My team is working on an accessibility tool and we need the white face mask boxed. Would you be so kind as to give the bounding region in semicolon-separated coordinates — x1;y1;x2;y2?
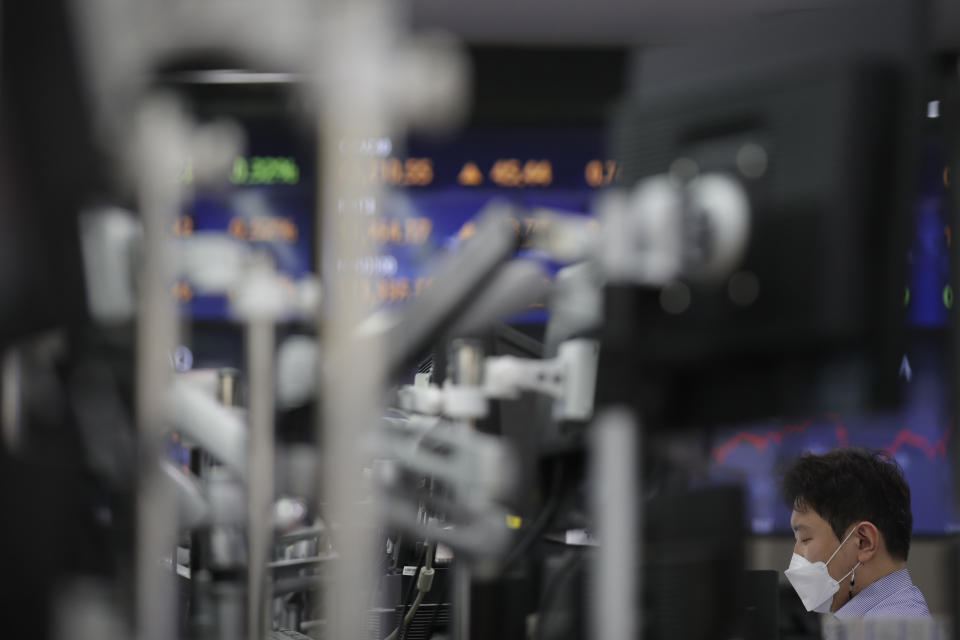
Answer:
784;524;862;613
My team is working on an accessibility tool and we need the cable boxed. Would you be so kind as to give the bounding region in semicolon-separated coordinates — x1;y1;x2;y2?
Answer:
396;590;426;640
384;542;434;640
500;457;565;570
398;540;437;640
398;544;428;624
423;564;448;637
384;541;436;640
398;540;435;640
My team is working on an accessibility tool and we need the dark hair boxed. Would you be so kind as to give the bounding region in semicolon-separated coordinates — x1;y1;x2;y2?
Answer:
781;448;912;560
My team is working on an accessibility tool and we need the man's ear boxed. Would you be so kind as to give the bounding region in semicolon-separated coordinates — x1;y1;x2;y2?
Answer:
854;522;880;563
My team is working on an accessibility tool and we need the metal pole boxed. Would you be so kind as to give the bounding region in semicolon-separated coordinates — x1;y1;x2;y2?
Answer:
449;339;485;640
247;318;276;640
317;3;391;637
134;96;186;640
590;407;640;640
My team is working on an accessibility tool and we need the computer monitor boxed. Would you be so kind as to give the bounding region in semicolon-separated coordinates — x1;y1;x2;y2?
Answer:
0;1;102;344
608;0;925;427
703;96;952;536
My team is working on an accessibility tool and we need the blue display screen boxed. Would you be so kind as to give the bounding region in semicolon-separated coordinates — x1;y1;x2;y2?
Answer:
709;332;955;534
374;129;609;323
180;124;955;536
179;127;608;323
177;126;315;320
908;140;952;328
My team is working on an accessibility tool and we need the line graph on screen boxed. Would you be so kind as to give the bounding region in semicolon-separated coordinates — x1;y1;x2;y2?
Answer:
882;425;952;459
712;415;952;464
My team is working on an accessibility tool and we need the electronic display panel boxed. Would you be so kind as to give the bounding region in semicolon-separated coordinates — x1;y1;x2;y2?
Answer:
369;129;610;324
177;123;955;535
175;125;315;319
708;138;954;534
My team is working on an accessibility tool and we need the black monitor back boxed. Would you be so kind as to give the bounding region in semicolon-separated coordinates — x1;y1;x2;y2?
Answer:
609;0;925;427
644;486;746;640
0;2;106;345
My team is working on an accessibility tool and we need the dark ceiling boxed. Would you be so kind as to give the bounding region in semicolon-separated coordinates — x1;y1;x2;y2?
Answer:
411;0;960;51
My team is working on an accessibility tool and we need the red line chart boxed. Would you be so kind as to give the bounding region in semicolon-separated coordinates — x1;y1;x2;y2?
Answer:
828;413;850;448
835;426;850;448
882;425;953;460
712;420;811;464
711;415;953;464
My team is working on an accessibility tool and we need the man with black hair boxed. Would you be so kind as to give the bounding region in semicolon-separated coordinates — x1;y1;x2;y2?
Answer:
781;448;930;618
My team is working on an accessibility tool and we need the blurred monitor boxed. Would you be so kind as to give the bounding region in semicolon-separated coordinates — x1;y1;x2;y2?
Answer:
162;77;317;323
708;133;954;535
371;45;627;330
610;0;925;427
175;47;627;370
177;124;314;320
535;486;747;640
644;486;747;640
0;2;103;344
0;6;118;640
376;127;605;326
615;1;952;537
